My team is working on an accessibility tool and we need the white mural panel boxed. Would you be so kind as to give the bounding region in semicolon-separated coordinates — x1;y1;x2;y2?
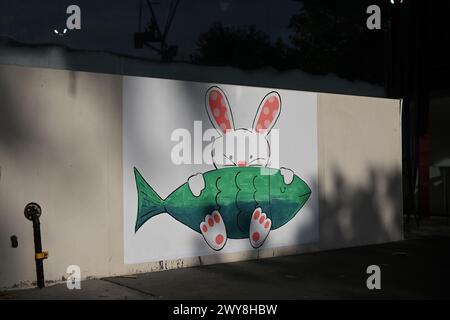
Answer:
123;76;318;263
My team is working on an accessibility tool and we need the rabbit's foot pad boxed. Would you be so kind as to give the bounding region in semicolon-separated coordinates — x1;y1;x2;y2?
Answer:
249;208;271;248
200;211;227;250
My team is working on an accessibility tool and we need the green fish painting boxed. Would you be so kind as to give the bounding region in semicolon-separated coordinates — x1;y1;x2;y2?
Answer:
134;167;311;250
134;86;311;250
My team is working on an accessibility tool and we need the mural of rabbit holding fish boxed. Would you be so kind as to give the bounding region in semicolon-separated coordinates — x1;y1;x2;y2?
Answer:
133;86;311;250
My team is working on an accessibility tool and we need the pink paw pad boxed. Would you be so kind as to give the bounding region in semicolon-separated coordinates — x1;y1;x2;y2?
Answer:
249;208;271;248
200;211;227;250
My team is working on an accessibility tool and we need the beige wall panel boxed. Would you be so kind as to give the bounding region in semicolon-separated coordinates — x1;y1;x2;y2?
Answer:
317;93;403;249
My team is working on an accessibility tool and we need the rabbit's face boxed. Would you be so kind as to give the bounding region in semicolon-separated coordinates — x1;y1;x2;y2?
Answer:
211;129;270;169
206;86;281;169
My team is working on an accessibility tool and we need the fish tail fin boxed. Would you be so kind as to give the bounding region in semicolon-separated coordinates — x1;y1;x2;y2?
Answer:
134;167;165;232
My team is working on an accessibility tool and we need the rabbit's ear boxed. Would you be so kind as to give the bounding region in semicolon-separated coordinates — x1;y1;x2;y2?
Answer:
205;86;235;135
252;91;281;135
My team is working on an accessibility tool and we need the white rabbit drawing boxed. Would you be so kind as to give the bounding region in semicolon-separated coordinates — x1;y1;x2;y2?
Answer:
206;86;281;169
188;86;294;249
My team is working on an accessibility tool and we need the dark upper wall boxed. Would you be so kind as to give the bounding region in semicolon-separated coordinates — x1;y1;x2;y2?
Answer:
0;0;392;97
0;37;384;97
0;0;448;98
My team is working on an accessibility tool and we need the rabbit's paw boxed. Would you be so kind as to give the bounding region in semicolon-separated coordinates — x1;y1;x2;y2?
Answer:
280;167;294;185
200;211;227;250
249;208;271;248
188;173;205;197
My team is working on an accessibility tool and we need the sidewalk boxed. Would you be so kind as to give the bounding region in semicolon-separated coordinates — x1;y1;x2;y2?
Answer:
2;217;450;300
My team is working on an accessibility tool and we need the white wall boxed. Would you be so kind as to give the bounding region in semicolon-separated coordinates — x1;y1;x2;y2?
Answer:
0;65;402;289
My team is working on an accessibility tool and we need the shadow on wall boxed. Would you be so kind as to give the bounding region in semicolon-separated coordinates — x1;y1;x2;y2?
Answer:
0;69;47;288
316;165;403;250
0;74;40;153
0;63;122;288
0;52;79;152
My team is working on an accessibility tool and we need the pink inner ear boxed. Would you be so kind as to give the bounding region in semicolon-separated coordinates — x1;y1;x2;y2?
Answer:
255;95;280;133
208;89;232;133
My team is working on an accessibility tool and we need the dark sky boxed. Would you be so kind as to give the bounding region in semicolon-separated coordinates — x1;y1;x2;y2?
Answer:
0;0;301;60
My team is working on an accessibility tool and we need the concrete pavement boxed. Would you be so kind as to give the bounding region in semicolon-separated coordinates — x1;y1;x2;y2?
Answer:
2;217;450;300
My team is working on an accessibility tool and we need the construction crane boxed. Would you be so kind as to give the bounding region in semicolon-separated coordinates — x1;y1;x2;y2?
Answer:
134;0;180;61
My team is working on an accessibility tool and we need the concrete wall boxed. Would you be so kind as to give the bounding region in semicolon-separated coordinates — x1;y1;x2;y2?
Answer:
0;65;403;289
318;94;403;248
0;39;385;98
